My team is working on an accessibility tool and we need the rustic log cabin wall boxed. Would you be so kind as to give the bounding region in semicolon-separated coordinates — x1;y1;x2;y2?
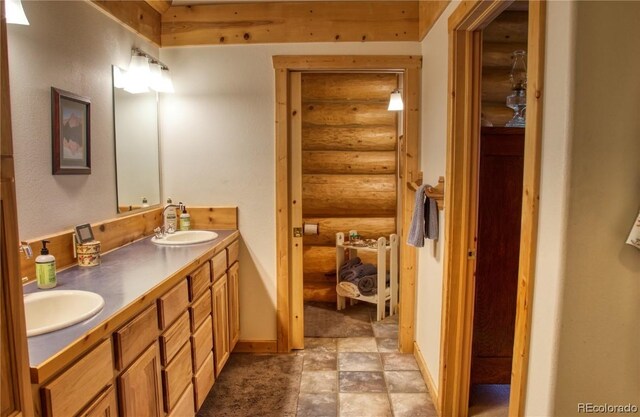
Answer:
482;9;529;127
301;73;398;302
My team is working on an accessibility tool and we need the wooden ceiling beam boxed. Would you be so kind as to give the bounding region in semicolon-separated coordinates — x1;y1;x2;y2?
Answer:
418;0;450;40
145;0;172;15
161;1;419;46
92;0;162;46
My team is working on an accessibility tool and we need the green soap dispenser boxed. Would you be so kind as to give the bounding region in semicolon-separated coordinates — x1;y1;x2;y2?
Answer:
36;240;57;289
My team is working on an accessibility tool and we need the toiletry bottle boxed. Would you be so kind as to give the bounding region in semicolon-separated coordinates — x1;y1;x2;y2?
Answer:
35;240;56;289
179;206;191;231
164;197;177;232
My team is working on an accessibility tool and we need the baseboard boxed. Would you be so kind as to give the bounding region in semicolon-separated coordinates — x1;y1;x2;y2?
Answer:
233;340;278;353
414;341;441;416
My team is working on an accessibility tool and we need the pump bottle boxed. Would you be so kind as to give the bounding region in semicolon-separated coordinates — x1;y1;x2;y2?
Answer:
36;240;57;289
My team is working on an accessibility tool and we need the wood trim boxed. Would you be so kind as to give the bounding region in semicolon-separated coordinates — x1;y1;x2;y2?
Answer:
162;1;418;46
413;342;440;416
289;72;304;350
419;0;451;40
273;55;422;70
90;0;161;46
398;67;420;354
439;1;546;416
273;55;422;355
275;67;290;353
144;0;171;15
509;2;546;415
1;2;35;414
19;206;237;282
233;340;278;353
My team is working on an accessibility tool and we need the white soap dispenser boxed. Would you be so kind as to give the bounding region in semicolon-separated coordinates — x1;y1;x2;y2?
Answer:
36;240;57;289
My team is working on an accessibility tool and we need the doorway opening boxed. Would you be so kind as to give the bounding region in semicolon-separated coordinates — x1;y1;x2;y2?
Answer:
272;56;422;354
439;1;545;417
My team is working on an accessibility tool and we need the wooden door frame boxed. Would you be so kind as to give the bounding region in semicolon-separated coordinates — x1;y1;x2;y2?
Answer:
272;55;422;353
439;1;546;416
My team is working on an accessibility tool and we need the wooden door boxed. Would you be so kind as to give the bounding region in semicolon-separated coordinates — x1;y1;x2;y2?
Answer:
470;127;524;384
118;342;163;417
1;3;34;416
299;73;398;303
79;386;118;417
212;275;230;376
227;262;240;351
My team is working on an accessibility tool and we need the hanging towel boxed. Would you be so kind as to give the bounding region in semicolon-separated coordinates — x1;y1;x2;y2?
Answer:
426;196;439;240
407;184;428;247
626;209;640;250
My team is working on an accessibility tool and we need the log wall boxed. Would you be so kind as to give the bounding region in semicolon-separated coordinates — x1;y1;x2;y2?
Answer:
481;10;529;127
301;73;398;302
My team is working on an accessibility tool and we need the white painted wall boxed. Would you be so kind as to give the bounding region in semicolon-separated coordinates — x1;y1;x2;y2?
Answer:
415;0;460;390
159;42;420;340
8;1;158;239
552;2;640;414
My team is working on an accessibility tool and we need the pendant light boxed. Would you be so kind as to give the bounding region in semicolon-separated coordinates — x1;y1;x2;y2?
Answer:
388;89;404;111
6;0;29;25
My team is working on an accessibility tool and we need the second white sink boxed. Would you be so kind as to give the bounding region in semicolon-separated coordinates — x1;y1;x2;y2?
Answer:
24;290;105;337
151;230;219;246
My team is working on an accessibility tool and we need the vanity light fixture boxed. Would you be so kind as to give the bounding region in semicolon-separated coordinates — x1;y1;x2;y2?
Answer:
122;48;174;94
388;89;404;111
6;0;29;25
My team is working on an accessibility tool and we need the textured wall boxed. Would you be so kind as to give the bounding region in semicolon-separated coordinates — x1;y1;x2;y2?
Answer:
159;42;421;341
8;1;158;239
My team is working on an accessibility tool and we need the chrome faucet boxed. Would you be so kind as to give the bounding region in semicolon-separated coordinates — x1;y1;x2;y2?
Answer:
161;203;183;235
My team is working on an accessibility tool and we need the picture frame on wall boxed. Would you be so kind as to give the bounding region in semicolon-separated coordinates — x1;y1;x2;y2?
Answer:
51;87;91;175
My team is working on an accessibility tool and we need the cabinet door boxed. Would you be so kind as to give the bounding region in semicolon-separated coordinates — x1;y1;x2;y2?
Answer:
227;262;240;352
212;275;230;375
118;342;163;417
79;386;118;417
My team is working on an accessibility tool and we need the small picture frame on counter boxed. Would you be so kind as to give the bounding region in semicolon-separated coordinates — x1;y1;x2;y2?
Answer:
74;223;95;244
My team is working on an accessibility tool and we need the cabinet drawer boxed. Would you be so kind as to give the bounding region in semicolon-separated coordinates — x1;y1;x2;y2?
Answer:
43;339;114;417
163;341;193;413
190;289;212;332
114;304;159;370
193;352;215;410
226;240;239;266
188;262;211;301
212;250;227;282
167;384;195;417
158;279;189;329
191;315;213;371
160;311;191;366
79;385;117;417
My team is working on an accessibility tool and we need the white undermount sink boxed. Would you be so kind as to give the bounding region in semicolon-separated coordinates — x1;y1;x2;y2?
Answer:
24;290;105;337
151;230;219;246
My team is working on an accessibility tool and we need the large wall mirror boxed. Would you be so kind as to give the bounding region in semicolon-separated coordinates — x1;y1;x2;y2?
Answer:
112;66;161;213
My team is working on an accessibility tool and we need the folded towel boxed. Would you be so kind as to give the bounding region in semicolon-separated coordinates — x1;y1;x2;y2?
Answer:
357;273;390;296
426;196;439;240
407;184;427;247
336;282;360;298
339;257;362;280
342;263;377;283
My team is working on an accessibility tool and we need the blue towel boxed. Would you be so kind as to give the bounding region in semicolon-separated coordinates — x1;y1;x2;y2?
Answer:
407;185;427;247
426;196;439;240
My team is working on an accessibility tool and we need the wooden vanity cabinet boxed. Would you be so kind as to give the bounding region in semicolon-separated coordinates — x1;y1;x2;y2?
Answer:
118;341;163;417
78;386;118;417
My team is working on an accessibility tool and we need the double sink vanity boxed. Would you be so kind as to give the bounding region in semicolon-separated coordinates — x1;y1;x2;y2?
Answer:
24;222;240;417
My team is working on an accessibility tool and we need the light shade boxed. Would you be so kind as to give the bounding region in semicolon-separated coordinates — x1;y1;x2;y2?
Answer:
157;67;175;93
125;53;150;94
388;90;404;111
148;62;164;91
6;0;29;25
